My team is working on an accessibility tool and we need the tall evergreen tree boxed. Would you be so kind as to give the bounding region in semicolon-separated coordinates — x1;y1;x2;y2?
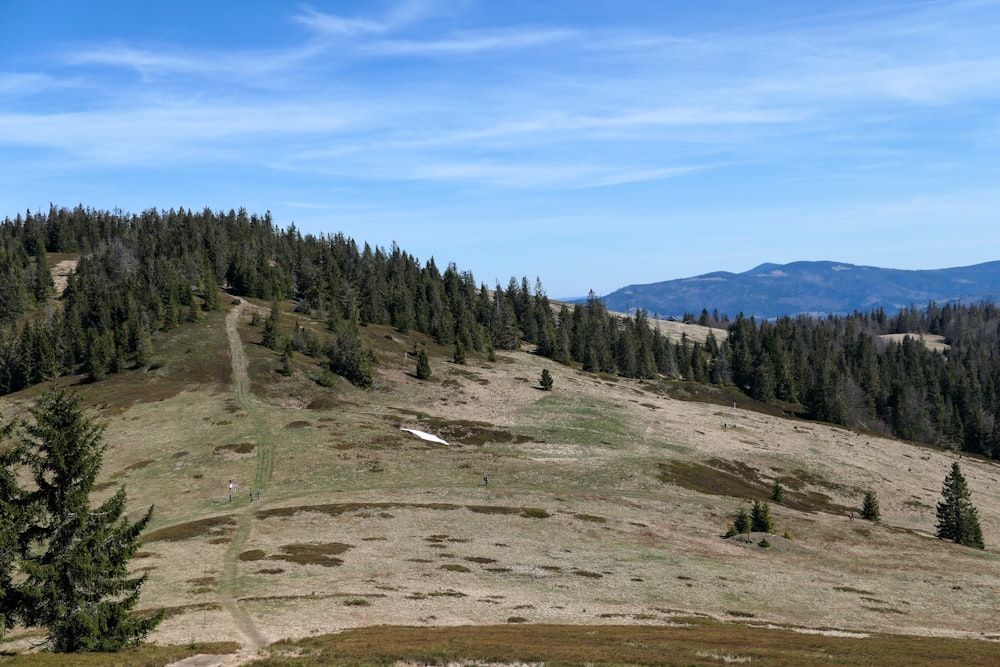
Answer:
539;368;554;391
13;386;163;651
770;481;784;504
262;301;282;350
861;489;880;521
0;417;26;639
327;320;373;389
750;499;773;533
935;462;984;549
415;346;432;380
732;506;751;536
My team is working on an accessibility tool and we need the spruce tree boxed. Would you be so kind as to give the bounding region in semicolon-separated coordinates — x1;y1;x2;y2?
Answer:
280;342;293;377
327;320;373;389
935;462;984;549
861;489;880;521
750;499;773;533
262;301;281;350
732;506;751;536
14;386;163;651
770;481;784;504
539;368;554;391
0;417;26;639
415;347;432;380
201;267;220;311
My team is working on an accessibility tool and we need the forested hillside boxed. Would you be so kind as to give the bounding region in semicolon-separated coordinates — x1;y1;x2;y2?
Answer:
2;205;999;458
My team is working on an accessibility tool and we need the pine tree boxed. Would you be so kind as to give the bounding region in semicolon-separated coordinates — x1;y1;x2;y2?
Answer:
732;506;751;536
12;386;163;651
770;481;784;504
415;347;431;380
453;341;466;365
280;341;293;377
327;320;373;389
201;266;220;311
0;417;26;639
861;489;880;521
539;368;554;391
935;462;984;549
750;499;773;533
262;301;281;350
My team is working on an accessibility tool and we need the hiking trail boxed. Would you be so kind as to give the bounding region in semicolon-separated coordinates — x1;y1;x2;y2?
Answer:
216;299;272;653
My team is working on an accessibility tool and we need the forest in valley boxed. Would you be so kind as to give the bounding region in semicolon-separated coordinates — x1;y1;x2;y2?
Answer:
2;205;1000;458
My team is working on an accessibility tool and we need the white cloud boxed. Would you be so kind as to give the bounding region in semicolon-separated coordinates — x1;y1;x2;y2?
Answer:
294;1;430;37
0;72;63;97
364;28;576;56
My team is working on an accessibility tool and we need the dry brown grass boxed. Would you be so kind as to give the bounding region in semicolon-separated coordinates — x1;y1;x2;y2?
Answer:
247;623;1000;666
879;332;950;352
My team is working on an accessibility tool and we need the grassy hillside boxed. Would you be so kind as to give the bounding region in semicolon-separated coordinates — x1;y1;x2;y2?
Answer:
2;296;999;665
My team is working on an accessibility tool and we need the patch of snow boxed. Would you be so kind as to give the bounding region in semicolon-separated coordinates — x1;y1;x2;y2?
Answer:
400;428;450;446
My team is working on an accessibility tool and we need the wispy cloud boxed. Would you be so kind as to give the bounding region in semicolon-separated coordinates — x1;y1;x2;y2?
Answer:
0;72;64;97
0;102;362;164
8;0;1000;192
294;1;430;37
65;42;326;82
587;165;709;188
364;28;576;56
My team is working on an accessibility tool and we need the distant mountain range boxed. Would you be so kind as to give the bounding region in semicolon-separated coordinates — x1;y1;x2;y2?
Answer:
596;260;1000;320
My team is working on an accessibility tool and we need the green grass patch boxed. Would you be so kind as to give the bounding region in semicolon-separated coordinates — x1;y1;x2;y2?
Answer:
525;393;634;448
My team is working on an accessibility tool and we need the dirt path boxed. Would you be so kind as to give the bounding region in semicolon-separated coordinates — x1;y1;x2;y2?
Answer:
217;300;270;653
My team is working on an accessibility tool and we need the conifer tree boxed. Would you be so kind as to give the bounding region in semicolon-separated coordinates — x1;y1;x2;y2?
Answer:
0;417;26;639
861;489;880;521
770;481;784;504
13;386;163;651
415;347;431;380
732;506;751;536
453;341;466;365
280;341;293;377
935;462;984;549
750;499;773;533
327;320;373;389
262;301;281;350
539;368;553;391
201;267;220;311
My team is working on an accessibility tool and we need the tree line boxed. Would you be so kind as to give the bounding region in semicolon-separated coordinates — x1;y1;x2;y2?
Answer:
2;205;1000;458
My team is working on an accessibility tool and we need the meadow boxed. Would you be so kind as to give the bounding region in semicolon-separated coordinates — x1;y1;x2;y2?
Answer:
2;297;998;666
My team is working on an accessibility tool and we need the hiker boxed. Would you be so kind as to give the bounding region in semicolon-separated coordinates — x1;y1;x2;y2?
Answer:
849;512;854;521
249;492;253;502
483;475;489;486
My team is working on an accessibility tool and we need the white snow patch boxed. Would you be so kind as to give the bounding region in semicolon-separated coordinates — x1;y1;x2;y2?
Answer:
400;428;450;446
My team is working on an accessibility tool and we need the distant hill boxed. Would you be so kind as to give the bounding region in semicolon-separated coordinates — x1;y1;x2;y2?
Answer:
598;260;1000;319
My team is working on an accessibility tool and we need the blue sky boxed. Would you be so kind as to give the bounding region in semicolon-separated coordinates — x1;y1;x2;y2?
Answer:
2;1;999;298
